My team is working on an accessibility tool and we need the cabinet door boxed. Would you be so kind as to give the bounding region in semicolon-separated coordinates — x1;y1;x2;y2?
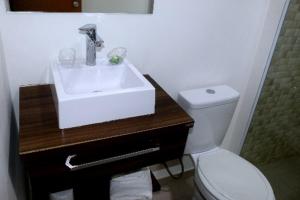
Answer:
9;0;81;12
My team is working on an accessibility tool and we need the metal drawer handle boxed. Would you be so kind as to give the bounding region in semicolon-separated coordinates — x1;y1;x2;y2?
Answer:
65;147;160;171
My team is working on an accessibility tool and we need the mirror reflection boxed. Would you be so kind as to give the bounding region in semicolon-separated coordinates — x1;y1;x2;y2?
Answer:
9;0;154;14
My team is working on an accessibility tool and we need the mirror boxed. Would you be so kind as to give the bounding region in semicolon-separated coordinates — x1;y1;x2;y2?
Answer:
9;0;154;14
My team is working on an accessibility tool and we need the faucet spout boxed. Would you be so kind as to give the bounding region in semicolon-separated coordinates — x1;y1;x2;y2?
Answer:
79;24;104;66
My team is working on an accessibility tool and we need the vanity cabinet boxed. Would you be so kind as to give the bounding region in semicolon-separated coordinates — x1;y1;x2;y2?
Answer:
9;0;82;12
19;76;194;200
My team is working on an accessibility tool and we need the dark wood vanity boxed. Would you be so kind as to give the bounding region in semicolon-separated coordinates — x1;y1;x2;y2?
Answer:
19;75;194;200
9;0;82;12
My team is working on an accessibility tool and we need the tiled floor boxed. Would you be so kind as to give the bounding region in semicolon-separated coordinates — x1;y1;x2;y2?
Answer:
258;156;300;200
153;171;195;200
153;156;300;200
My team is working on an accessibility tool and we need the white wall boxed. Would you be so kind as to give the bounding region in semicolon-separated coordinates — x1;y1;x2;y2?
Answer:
82;0;153;14
0;30;17;200
0;0;287;156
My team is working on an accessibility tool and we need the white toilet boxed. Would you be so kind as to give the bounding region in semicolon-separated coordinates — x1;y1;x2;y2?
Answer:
178;85;275;200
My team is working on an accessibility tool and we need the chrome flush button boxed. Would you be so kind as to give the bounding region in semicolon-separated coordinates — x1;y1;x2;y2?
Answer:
206;89;216;94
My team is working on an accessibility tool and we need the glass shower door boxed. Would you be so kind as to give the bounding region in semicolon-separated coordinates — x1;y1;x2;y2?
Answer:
241;0;300;199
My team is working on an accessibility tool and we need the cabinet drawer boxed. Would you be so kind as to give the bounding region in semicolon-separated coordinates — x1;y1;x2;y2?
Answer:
23;124;189;178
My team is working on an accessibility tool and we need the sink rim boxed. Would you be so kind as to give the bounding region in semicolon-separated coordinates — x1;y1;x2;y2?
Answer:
51;58;154;102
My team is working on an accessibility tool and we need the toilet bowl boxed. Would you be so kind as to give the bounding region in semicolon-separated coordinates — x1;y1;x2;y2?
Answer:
191;148;274;200
178;85;275;200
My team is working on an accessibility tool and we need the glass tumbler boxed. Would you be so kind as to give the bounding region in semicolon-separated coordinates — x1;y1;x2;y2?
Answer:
59;48;76;68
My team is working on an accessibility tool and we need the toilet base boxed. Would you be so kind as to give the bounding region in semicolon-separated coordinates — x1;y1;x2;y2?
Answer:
193;187;205;200
192;179;206;200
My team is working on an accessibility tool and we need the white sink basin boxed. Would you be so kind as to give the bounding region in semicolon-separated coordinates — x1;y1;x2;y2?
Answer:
50;58;155;129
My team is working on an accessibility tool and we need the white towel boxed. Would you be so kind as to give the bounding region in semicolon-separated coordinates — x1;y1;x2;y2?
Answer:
49;189;74;200
110;168;153;200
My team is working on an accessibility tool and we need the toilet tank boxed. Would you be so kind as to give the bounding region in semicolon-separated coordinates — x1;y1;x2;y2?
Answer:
178;85;239;154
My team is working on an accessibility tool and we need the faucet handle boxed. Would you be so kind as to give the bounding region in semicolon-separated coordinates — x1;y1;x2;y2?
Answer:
95;35;104;47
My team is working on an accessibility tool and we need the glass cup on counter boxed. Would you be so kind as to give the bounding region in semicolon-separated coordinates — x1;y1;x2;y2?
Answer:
58;48;76;68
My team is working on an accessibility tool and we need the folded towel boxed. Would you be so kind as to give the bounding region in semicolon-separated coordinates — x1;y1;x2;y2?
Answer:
110;168;152;200
49;189;74;200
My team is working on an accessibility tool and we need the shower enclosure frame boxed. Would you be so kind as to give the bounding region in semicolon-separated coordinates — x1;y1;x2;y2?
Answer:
238;0;291;153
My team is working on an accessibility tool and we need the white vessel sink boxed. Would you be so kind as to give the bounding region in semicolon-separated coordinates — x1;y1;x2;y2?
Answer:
50;58;155;129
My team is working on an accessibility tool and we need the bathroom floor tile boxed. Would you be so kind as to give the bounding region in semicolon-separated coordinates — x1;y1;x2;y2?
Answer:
153;156;300;200
153;171;194;200
258;156;300;200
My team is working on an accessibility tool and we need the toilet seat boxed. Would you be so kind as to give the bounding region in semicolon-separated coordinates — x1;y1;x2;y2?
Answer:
192;148;274;200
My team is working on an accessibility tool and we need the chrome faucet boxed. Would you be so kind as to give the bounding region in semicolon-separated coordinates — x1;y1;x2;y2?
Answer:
79;24;104;66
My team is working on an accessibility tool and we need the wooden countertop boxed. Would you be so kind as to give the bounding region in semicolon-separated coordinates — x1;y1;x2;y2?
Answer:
19;75;194;156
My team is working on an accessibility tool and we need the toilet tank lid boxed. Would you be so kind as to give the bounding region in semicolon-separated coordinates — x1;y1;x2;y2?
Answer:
179;85;239;109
